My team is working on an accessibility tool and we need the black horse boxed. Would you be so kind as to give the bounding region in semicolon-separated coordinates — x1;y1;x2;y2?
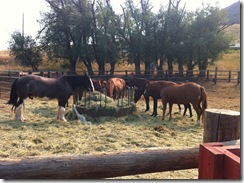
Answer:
6;74;94;121
127;77;192;117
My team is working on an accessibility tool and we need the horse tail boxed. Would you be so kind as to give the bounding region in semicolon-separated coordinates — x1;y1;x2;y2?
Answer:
200;86;207;123
6;78;19;110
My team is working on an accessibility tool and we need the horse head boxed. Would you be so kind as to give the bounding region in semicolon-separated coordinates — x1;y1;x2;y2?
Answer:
73;74;94;92
133;86;145;103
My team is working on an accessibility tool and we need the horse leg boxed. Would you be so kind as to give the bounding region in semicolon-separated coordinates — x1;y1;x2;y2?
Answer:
145;95;150;112
188;103;193;117
15;98;25;121
168;103;173;120
57;100;68;122
151;98;158;117
192;103;202;125
162;100;167;121
183;105;187;116
178;104;181;113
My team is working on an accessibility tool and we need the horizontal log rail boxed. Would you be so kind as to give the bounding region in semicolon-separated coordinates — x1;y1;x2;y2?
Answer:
0;147;199;179
0;140;239;179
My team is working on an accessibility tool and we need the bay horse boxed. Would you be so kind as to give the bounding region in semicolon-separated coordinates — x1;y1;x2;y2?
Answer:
160;82;207;125
6;74;94;122
127;77;192;117
105;77;126;100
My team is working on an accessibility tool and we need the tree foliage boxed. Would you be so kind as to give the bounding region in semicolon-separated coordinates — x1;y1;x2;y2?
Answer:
35;0;233;74
9;31;42;71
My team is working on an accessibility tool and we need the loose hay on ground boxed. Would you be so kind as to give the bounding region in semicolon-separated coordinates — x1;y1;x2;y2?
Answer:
0;82;240;179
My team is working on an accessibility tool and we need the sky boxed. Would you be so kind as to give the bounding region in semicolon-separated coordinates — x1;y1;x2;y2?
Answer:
0;0;240;50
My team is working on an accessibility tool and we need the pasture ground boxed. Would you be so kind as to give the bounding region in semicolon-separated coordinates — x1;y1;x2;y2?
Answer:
0;81;240;179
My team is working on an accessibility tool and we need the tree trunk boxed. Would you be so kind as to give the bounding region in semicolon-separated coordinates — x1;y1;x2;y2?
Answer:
134;55;141;75
69;59;77;74
167;56;173;75
203;109;240;143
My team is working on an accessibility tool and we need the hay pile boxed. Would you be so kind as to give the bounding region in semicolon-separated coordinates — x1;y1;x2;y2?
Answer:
66;91;136;120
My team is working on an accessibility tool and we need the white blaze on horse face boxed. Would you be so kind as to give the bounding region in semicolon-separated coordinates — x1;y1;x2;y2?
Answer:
89;78;95;92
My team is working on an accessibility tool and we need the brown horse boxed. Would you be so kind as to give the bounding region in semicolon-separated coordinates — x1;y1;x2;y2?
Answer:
160;82;207;125
127;77;192;117
7;74;94;121
92;79;106;92
105;77;126;100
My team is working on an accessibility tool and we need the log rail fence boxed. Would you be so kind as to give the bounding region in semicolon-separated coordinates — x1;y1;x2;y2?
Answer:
0;68;240;102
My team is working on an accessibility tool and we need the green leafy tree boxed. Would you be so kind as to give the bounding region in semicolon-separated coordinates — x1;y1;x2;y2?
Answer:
90;0;119;75
38;0;94;74
189;5;232;76
9;31;42;71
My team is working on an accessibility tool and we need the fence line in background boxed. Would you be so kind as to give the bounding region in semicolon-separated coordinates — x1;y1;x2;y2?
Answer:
0;68;240;101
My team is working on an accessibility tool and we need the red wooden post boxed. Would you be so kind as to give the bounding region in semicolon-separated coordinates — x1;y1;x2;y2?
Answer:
198;142;240;179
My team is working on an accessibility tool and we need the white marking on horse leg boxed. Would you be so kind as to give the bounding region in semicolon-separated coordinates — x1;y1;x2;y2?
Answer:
57;107;61;119
15;104;24;121
59;106;67;122
196;120;200;125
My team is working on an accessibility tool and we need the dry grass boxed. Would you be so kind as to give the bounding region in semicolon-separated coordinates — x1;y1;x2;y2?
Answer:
0;81;240;179
0;38;240;179
0;49;240;72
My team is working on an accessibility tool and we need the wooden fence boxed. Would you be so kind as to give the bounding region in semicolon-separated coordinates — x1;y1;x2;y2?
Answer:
0;68;240;102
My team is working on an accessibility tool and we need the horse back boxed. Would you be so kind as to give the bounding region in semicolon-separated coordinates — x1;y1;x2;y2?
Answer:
145;81;176;99
160;82;203;103
16;75;72;99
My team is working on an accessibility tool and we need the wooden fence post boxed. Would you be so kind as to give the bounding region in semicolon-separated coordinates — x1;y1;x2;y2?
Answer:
228;70;231;82
206;70;209;81
203;109;240;143
237;71;240;84
214;67;217;84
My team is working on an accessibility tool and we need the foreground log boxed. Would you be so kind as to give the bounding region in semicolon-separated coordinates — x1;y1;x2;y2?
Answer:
0;147;199;179
203;109;240;143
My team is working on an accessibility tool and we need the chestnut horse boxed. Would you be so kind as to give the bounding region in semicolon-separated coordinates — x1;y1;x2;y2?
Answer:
105;77;126;100
7;74;94;121
127;77;192;117
160;82;207;125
